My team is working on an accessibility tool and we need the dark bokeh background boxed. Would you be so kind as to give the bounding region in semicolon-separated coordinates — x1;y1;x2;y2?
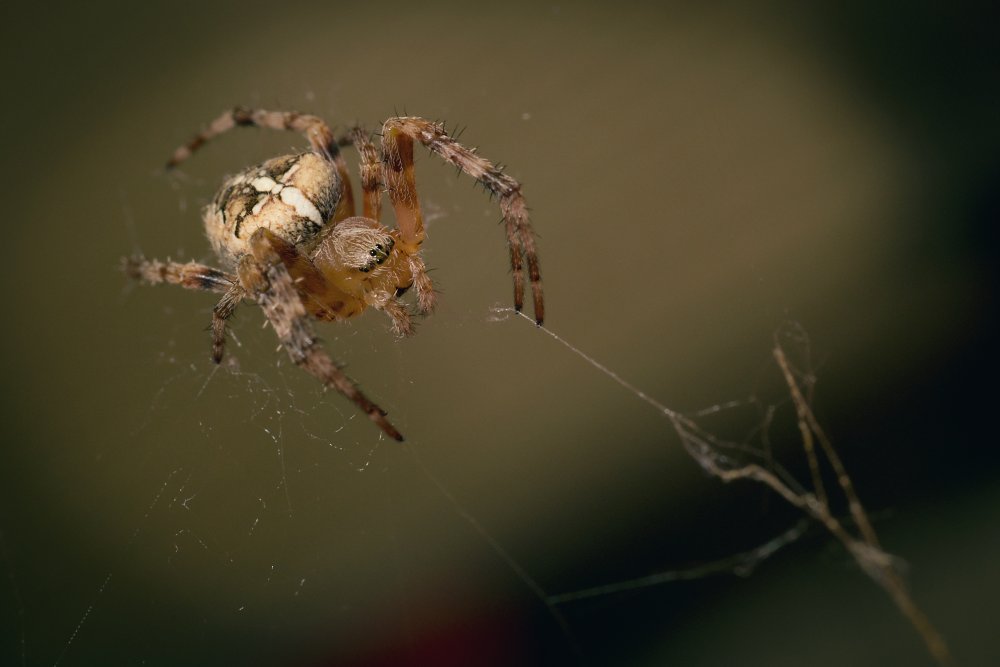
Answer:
1;1;997;665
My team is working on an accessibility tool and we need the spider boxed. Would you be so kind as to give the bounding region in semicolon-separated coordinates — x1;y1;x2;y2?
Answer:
124;107;543;441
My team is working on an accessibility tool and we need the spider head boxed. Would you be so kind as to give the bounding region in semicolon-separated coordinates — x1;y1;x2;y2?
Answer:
312;217;406;296
356;234;395;274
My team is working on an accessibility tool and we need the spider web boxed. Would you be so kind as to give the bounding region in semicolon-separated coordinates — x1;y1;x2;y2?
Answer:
3;115;951;667
0;141;951;667
25;299;413;662
17;289;950;667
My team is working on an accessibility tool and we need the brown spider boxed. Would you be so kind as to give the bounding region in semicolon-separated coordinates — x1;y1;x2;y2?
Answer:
125;107;543;441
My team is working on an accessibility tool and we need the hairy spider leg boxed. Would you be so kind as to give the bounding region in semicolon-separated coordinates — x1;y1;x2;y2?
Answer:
350;126;383;221
351;125;436;314
405;254;436;314
167;107;356;224
123;257;235;292
243;228;355;318
123;257;244;363
380;117;543;324
211;284;245;363
241;229;404;441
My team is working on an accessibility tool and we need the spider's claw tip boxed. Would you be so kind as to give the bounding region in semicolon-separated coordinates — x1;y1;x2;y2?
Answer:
379;420;405;441
535;316;544;326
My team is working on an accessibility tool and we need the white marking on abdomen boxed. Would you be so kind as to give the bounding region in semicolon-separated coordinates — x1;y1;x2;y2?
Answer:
280;187;323;226
251;176;279;192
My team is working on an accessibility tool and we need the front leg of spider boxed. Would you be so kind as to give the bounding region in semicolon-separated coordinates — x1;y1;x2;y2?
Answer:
380;117;544;324
348;125;435;318
242;229;404;441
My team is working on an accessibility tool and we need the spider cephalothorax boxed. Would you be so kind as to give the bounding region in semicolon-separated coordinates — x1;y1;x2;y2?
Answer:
125;107;543;440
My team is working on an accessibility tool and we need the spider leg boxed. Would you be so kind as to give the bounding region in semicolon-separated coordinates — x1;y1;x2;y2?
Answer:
406;255;436;314
241;229;404;441
211;284;246;364
167;107;356;223
123;256;235;293
123;256;248;362
350;126;383;221
349;126;430;320
371;290;414;337
380;117;543;324
245;226;364;323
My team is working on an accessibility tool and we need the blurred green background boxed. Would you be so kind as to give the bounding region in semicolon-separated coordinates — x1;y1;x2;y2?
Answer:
1;1;997;665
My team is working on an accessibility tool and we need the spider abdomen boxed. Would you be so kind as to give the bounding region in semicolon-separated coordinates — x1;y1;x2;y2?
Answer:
204;152;341;266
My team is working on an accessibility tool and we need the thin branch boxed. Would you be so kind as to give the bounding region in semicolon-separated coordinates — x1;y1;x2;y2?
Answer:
503;308;953;666
773;343;949;664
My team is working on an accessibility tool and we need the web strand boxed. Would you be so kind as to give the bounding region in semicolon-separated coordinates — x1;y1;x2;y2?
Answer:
403;442;583;658
547;520;810;604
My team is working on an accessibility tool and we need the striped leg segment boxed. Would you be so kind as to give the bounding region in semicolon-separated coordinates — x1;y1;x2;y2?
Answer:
242;229;404;441
350;126;383;221
123;256;244;362
123;256;236;293
211;284;245;364
380;117;543;324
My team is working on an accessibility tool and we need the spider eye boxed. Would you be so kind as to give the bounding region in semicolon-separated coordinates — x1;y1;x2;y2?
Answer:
359;266;370;273
369;249;377;256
